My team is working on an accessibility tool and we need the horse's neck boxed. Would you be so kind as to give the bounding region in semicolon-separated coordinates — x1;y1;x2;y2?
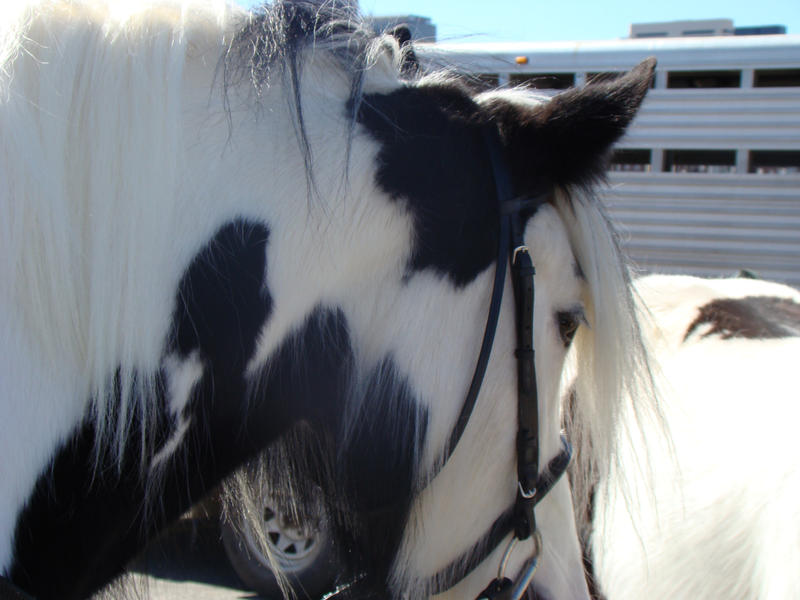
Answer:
0;0;407;443
0;5;236;580
1;4;213;369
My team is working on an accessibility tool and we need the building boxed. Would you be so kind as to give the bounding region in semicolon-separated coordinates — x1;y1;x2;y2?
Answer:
630;19;735;38
630;19;787;38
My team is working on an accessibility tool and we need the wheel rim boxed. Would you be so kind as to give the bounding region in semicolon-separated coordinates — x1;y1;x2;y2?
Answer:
242;505;320;571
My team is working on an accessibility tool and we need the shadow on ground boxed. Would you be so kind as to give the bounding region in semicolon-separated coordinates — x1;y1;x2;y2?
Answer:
129;518;258;598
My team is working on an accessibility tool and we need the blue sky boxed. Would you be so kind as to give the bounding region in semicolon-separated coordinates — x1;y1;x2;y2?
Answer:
245;0;798;42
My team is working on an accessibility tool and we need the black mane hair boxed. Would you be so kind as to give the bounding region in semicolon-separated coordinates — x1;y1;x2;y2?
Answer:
223;1;388;194
225;0;369;92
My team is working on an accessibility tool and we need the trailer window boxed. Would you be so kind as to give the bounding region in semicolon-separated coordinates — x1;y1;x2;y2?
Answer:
587;72;624;85
609;149;652;172
587;71;656;88
509;72;575;90
664;150;737;173
667;70;741;88
753;69;800;87
749;151;800;174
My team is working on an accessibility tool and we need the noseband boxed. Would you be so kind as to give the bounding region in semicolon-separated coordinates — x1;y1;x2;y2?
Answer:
425;126;573;600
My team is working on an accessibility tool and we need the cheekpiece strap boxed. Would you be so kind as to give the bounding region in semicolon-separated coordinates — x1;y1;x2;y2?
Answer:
510;240;539;541
428;125;569;597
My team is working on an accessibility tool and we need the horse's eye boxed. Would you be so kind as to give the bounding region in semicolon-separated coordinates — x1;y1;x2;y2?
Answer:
556;310;584;347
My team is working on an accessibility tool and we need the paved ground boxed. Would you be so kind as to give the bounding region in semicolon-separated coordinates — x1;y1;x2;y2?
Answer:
95;519;261;600
93;517;353;600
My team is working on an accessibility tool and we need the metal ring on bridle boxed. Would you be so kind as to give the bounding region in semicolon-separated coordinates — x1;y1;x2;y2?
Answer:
497;530;543;580
511;537;543;600
518;481;537;499
497;537;518;580
496;530;543;600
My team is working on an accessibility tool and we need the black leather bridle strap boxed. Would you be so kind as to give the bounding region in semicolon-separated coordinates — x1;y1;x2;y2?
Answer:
427;438;572;595
436;124;517;469
427;509;516;595
440;209;510;464
443;125;522;455
510;228;539;541
424;126;573;598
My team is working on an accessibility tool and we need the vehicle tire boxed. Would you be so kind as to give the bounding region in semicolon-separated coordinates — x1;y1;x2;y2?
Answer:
221;501;337;599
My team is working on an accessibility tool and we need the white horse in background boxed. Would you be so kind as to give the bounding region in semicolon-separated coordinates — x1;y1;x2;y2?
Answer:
586;274;800;599
0;1;659;599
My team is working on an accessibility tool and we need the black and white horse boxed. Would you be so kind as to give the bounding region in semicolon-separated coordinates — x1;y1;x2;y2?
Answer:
0;2;656;598
585;274;800;599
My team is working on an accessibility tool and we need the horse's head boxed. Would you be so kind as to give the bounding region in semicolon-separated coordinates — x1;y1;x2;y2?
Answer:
212;12;655;597
0;3;654;598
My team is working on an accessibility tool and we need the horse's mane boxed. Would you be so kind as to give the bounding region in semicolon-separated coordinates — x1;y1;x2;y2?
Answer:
0;0;391;466
0;0;206;462
555;188;660;545
224;0;395;191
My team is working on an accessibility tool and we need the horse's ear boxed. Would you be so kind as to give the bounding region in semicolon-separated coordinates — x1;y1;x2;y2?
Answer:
388;24;419;78
487;57;656;189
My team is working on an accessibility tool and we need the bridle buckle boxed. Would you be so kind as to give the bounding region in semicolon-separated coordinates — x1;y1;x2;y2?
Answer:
512;244;529;264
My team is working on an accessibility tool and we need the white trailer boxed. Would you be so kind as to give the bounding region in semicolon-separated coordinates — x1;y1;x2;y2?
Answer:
417;35;800;286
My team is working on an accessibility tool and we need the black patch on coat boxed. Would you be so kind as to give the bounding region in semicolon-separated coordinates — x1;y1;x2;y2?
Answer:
684;295;800;341
258;342;429;598
10;299;428;600
356;85;504;286
331;359;428;595
356;60;655;286
8;377;170;600
172;220;271;373
9;220;278;599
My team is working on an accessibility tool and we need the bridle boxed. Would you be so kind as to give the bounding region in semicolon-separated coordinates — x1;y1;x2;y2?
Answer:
424;125;573;600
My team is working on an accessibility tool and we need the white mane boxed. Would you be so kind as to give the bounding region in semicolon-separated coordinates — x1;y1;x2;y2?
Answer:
555;188;660;538
0;1;240;456
0;0;402;459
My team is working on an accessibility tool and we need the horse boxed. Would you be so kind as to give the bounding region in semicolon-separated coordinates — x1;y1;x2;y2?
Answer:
0;2;657;598
584;274;800;599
